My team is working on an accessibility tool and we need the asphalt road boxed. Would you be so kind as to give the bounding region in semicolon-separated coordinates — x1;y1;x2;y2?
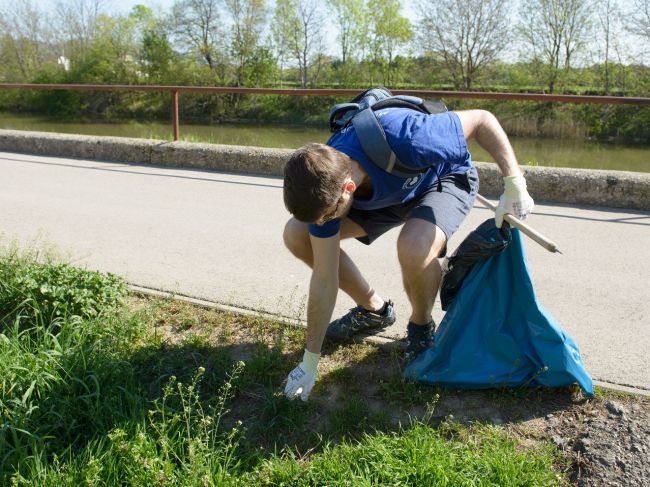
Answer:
2;151;649;392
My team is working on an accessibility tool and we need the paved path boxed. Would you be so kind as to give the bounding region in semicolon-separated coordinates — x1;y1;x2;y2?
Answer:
2;151;649;392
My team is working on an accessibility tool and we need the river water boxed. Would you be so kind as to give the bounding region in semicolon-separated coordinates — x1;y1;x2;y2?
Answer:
1;113;648;173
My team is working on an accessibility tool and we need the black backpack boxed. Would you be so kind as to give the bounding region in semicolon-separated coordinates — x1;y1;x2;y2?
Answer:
327;87;448;179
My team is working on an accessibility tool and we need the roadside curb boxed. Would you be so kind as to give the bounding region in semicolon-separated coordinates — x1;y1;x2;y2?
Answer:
129;284;650;398
129;284;403;350
1;129;649;210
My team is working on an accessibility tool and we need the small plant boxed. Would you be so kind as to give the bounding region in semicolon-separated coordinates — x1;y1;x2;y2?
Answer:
256;388;311;439
379;374;442;408
320;365;354;385
240;343;287;388
119;363;247;485
1;257;127;325
329;397;371;435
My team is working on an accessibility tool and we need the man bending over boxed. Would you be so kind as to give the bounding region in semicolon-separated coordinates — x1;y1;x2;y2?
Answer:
282;107;534;401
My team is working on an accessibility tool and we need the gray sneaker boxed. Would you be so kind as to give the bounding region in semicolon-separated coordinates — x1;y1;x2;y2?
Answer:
326;300;396;341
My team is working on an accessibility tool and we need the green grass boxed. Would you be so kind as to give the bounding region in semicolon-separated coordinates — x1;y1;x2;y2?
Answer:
0;244;127;325
380;374;442;408
0;246;568;485
250;422;563;486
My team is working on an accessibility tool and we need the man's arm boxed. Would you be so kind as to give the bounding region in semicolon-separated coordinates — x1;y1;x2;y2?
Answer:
455;109;520;176
284;232;340;401
306;233;340;352
454;109;534;227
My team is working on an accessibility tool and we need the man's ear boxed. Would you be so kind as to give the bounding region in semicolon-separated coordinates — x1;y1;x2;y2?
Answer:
343;180;356;194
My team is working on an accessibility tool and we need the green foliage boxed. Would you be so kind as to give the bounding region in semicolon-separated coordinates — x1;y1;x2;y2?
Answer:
6;364;246;486
240;343;287;388
329;397;370;434
0;251;127;325
255;388;312;439
576;104;650;143
0;299;148;481
327;0;368;66
380;375;441;408
250;422;562;486
141;30;176;82
366;0;413;86
0;248;243;483
243;47;279;87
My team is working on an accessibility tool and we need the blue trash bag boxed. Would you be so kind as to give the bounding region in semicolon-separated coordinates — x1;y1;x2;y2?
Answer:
404;222;593;396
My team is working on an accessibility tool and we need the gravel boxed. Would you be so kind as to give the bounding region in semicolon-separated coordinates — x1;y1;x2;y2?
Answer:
545;396;650;486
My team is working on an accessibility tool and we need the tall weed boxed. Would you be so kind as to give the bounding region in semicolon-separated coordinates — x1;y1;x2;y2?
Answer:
8;364;247;486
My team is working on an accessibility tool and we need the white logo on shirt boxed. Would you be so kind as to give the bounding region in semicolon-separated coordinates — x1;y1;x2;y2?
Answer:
403;174;422;189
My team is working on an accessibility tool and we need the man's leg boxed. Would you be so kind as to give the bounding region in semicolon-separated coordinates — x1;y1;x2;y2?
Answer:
396;218;447;325
396;169;478;362
396;218;447;362
283;217;385;312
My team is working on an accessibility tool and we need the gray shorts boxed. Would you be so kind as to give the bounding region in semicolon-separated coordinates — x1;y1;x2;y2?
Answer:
347;166;479;251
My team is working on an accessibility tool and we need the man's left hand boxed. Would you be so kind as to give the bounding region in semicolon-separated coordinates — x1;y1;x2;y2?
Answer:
495;174;534;228
284;349;320;401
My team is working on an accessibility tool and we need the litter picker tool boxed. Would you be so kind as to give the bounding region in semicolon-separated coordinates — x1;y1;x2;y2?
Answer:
476;194;562;254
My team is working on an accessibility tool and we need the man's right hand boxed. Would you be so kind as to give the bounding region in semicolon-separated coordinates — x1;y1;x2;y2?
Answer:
284;349;320;401
495;174;534;228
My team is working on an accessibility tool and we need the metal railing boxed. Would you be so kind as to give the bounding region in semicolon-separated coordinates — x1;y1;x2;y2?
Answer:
2;83;649;141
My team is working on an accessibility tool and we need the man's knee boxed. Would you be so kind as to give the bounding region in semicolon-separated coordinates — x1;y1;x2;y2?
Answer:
397;222;446;270
283;218;311;258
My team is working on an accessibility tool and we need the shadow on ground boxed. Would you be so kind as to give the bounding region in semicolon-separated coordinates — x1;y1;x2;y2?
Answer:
122;330;583;461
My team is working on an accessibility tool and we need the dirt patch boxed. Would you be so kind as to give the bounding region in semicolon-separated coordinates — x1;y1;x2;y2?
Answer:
542;396;650;486
134;294;650;486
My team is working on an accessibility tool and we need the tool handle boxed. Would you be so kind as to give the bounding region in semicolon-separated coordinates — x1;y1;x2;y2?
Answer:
476;194;561;254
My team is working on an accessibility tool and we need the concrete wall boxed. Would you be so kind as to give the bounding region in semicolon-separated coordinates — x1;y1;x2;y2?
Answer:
1;129;649;210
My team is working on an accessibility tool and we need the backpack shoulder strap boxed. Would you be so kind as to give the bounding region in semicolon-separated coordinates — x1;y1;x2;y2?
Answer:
328;88;449;179
352;108;426;179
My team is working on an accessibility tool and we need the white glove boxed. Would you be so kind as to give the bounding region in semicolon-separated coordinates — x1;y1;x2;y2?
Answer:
495;174;535;228
284;349;320;401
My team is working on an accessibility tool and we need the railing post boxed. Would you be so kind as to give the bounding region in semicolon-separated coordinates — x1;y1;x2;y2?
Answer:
171;89;180;141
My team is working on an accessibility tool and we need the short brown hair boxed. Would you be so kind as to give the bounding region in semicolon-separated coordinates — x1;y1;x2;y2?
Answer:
283;143;352;223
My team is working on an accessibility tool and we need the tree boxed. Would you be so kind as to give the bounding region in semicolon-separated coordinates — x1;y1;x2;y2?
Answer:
269;0;290;85
367;0;413;86
272;0;324;88
55;0;108;57
171;0;224;71
0;0;55;80
593;0;624;93
416;0;510;90
518;0;593;93
327;0;367;65
224;0;268;86
77;13;140;84
131;5;175;82
627;0;650;43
